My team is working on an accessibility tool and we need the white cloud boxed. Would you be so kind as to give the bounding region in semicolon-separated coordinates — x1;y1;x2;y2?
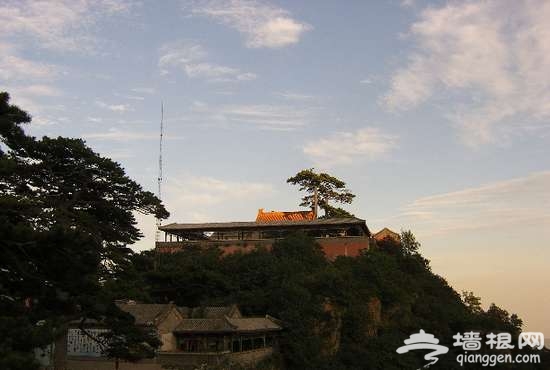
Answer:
83;128;183;141
101;148;134;161
131;87;157;94
359;78;373;85
275;91;315;101
114;92;145;101
95;100;132;113
383;0;550;146
159;41;257;82
181;101;312;131
0;43;57;82
400;0;415;8
166;175;274;207
397;171;550;236
185;0;312;48
87;117;103;123
219;104;309;130
31;116;66;126
17;84;62;97
303;127;398;167
4;84;62;100
0;42;62;128
0;1;136;127
4;83;66;127
0;0;136;52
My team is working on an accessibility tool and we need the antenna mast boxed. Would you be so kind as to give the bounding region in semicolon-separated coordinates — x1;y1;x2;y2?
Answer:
155;102;164;242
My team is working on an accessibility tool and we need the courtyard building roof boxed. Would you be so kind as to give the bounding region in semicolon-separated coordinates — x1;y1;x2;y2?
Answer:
115;301;282;334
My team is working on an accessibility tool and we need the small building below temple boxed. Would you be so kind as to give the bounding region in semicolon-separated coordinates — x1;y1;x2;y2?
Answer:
373;227;400;243
156;209;373;260
55;302;282;370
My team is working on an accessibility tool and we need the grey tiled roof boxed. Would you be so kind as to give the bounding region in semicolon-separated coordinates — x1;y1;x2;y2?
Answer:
189;306;239;319
175;318;234;332
116;303;172;325
176;305;240;319
175;316;281;333
225;317;281;332
160;217;369;234
116;302;282;333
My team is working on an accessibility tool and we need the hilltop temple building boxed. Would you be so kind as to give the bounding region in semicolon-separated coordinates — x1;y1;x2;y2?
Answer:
155;208;374;259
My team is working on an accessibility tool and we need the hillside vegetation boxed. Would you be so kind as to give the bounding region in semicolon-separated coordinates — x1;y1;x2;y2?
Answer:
106;232;550;370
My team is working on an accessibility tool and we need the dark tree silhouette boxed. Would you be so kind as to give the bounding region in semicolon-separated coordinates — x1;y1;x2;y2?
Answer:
0;92;167;369
287;168;355;218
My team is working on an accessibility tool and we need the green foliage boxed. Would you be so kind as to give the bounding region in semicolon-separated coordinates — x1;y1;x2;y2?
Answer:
0;92;167;369
100;303;161;362
399;230;421;255
287;168;355;218
462;291;483;314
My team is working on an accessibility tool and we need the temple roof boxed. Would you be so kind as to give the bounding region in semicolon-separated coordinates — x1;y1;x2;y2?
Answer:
256;208;314;222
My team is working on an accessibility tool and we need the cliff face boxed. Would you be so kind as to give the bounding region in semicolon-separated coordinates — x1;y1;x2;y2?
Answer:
365;297;382;338
314;296;382;356
313;299;343;356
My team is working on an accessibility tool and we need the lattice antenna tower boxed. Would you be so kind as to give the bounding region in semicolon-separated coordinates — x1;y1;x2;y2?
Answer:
155;102;164;242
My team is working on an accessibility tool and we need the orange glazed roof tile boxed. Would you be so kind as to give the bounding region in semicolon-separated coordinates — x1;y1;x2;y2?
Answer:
256;208;315;222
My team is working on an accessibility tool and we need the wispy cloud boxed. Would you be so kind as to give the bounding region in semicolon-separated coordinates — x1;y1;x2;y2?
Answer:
5;84;62;99
0;0;136;53
180;101;313;131
400;0;415;8
220;104;308;129
87;117;103;123
383;0;550;146
131;87;156;94
0;43;57;82
159;41;257;82
303;127;398;168
185;0;312;48
274;91;315;101
96;100;132;113
396;171;550;236
0;1;137;128
166;175;274;207
83;128;183;141
4;83;65;127
114;92;146;101
16;84;62;97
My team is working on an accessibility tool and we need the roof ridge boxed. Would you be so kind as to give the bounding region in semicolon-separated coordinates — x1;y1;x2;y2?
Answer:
223;315;238;329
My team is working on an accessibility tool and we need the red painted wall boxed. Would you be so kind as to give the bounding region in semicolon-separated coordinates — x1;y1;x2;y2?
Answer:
156;237;370;260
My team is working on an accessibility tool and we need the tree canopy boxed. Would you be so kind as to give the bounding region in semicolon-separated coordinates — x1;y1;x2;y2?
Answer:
0;92;167;369
287;168;355;218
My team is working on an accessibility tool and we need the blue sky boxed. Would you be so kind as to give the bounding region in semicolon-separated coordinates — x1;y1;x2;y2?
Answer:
1;0;549;339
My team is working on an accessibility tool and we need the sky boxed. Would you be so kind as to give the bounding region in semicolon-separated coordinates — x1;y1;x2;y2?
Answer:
1;0;549;340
